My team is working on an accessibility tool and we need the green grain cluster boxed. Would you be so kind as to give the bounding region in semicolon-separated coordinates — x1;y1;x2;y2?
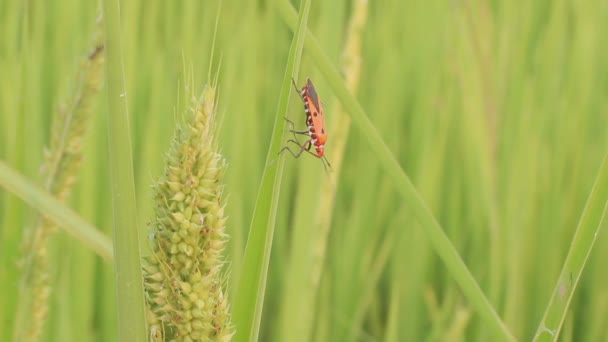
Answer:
143;84;233;342
14;25;104;342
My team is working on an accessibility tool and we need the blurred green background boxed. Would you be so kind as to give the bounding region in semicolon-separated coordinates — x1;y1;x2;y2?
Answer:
1;0;608;341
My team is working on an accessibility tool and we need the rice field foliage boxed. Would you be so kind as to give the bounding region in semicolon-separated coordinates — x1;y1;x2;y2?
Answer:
1;0;608;341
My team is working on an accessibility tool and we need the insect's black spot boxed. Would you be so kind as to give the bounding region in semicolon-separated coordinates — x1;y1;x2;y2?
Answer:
321;128;325;134
313;111;318;117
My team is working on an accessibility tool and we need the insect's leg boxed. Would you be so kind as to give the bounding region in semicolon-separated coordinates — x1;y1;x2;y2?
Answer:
279;139;310;158
291;78;300;93
279;146;301;159
282;118;303;145
284;117;297;128
297;142;326;159
290;129;310;136
284;117;308;136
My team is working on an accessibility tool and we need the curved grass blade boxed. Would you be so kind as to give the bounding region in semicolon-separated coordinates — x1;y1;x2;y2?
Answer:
0;161;112;259
275;1;515;340
534;154;608;341
231;0;312;341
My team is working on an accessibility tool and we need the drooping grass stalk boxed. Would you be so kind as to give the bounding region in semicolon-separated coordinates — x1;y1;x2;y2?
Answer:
12;22;104;341
102;0;147;340
143;81;233;341
232;0;311;341
275;1;515;340
0;161;113;258
533;153;608;341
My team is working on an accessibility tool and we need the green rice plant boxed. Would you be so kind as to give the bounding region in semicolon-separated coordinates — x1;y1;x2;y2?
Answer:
143;79;233;341
232;0;311;341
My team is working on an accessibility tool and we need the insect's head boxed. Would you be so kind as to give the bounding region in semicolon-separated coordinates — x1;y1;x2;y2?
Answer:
315;144;325;157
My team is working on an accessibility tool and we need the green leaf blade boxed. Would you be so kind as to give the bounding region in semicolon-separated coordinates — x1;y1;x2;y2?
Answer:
534;154;608;342
232;0;312;341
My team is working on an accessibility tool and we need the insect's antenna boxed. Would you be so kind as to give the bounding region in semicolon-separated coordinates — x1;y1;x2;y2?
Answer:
323;156;332;169
321;156;332;173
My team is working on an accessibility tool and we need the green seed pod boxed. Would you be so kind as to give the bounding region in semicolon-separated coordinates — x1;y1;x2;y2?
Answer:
191;319;205;331
172;212;186;223
143;264;160;275
172;192;186;202
144;282;164;292
184;206;193;220
170;232;181;244
148;272;164;282
179;281;192;295
192;308;204;318
181;299;192;311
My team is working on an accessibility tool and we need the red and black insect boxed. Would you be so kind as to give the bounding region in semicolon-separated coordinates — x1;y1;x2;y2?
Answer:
280;77;331;170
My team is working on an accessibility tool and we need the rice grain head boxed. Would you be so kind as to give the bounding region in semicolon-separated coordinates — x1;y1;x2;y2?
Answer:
144;84;233;341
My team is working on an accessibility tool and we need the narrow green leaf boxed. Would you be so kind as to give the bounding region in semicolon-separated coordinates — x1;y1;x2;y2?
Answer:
101;0;147;340
232;0;312;341
275;1;515;340
534;154;608;341
0;161;112;259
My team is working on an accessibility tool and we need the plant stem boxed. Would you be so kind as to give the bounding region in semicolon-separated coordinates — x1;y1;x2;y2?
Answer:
102;0;147;340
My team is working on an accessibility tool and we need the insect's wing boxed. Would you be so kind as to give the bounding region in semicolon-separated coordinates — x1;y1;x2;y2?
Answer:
306;81;321;111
